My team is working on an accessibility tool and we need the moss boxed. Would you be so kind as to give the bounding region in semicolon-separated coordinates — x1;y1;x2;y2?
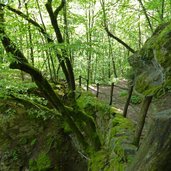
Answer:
89;114;135;171
89;150;108;171
134;73;149;94
129;21;171;97
77;91;109;113
29;151;51;171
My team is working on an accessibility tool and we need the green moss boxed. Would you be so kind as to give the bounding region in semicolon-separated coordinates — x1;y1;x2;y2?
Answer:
129;21;171;97
89;150;108;171
29;151;51;171
89;114;135;171
134;74;149;94
76;91;110;122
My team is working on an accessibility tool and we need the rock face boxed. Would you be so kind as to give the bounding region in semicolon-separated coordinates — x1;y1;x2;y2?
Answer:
0;99;87;171
129;22;171;96
128;109;171;171
127;22;171;171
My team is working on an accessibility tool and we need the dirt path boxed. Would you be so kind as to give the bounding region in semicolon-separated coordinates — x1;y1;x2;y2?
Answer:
89;79;141;122
89;79;171;123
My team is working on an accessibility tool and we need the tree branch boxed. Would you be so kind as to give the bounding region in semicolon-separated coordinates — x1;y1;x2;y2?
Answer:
54;0;65;18
0;3;71;88
0;3;52;42
105;26;135;53
100;0;135;53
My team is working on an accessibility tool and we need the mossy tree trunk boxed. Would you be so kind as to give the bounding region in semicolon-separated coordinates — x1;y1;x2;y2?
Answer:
128;109;171;171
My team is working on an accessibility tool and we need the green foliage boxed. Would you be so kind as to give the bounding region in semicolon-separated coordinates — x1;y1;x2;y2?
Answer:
3;149;19;161
0;104;16;126
119;90;128;97
30;138;37;146
29;152;51;171
62;121;72;133
0;65;55;121
89;150;108;171
0;65;36;98
130;95;142;104
27;107;56;120
77;91;109;114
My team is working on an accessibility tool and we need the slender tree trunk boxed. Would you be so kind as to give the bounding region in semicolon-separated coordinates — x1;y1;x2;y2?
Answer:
94;54;97;82
25;3;34;67
86;1;94;85
111;55;117;78
160;0;165;21
63;2;72;62
137;0;153;33
138;13;142;49
45;0;76;93
36;0;46;30
109;37;117;78
41;36;57;82
36;0;57;82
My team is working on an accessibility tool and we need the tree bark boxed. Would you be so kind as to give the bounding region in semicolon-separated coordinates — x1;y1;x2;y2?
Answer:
45;0;76;92
161;0;165;21
128;109;171;171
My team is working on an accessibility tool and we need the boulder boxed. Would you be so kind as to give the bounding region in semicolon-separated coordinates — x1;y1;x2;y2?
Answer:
129;22;171;96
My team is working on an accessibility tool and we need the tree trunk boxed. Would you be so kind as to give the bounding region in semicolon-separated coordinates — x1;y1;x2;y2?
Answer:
128;109;171;171
45;0;76;92
137;0;153;33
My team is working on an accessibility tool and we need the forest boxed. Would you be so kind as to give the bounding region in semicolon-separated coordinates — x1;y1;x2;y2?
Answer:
0;0;171;170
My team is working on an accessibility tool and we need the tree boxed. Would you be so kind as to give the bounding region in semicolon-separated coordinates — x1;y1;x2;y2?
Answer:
0;1;101;153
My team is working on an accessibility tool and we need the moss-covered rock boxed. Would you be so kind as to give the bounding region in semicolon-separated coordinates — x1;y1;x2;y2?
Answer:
74;92;136;170
0;98;87;171
129;21;171;96
89;112;136;171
